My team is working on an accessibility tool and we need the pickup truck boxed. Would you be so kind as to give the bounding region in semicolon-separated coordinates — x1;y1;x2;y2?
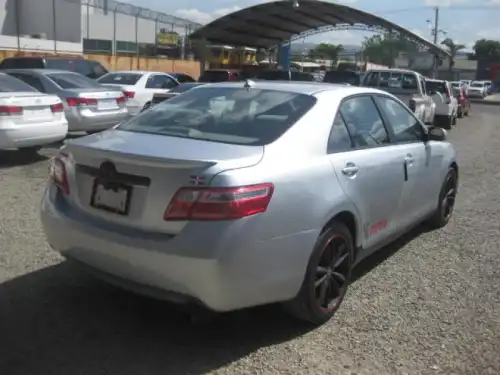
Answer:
361;69;435;125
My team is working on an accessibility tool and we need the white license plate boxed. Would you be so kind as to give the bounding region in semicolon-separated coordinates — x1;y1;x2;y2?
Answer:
91;181;131;215
97;99;118;111
23;108;51;119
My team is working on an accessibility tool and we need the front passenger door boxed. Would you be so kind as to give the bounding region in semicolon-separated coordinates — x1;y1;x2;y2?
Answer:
374;95;440;224
328;95;406;251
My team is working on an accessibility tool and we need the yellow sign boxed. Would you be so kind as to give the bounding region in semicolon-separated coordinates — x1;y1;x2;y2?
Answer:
156;32;180;46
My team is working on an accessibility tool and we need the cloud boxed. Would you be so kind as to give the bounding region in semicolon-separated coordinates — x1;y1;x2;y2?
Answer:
476;27;500;39
174;6;240;24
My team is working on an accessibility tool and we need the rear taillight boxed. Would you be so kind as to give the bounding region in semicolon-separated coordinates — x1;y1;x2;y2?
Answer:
228;72;238;81
408;99;416;112
50;103;64;113
164;183;274;221
49;153;70;195
66;97;98;107
116;96;126;104
0;105;23;116
123;91;135;99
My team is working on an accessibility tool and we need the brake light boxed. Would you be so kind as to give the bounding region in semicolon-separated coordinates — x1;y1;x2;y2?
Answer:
228;72;238;81
116;96;126;104
50;103;64;112
0;105;23;116
66;97;98;107
49;153;70;195
123;91;135;99
164;183;274;221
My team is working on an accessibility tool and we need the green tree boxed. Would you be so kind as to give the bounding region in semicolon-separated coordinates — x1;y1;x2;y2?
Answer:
362;33;418;67
472;39;500;61
308;43;343;67
440;38;466;71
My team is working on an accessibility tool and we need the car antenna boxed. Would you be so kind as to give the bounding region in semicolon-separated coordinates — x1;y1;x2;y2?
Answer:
243;79;255;90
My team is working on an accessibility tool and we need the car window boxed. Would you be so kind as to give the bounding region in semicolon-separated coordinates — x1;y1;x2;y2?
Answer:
118;87;317;146
46;73;102;89
375;96;424;143
7;73;45;92
198;71;229;83
97;73;143;85
174;74;195;83
45;59;76;71
364;71;379;87
145;75;177;89
88;61;108;79
0;74;38;92
255;70;291;80
470;82;483;88
0;58;44;69
339;96;389;147
327;113;353;153
426;81;448;94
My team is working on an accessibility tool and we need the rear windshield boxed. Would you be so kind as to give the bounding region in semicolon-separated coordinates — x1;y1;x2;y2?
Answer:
198;71;230;82
118;87;316;146
47;73;102;89
168;83;204;94
0;58;44;69
426;81;448;94
255;70;290;80
97;73;143;85
0;74;37;92
470;82;484;88
323;71;360;85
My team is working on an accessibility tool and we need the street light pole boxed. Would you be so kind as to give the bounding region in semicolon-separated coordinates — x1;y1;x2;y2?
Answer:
427;7;446;78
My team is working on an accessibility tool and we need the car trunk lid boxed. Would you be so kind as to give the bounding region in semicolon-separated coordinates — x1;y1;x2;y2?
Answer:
63;130;264;234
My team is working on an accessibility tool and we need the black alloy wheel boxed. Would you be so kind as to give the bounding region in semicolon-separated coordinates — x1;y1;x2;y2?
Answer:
426;168;458;229
284;222;354;325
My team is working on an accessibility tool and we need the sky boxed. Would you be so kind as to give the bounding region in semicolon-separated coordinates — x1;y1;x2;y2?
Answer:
125;0;500;51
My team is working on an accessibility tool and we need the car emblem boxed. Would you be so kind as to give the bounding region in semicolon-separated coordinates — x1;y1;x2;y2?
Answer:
99;161;116;180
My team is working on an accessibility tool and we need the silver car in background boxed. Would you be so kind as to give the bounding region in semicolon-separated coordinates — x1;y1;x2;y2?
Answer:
41;81;458;326
3;69;129;133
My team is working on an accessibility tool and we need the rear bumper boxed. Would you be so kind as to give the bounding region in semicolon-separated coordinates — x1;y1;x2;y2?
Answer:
66;110;130;132
0;120;68;149
41;187;318;312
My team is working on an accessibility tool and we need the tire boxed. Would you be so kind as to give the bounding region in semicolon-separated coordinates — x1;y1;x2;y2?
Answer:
452;114;457;126
443;115;452;130
464;106;469;116
457;107;463;118
426;167;458;229
283;222;354;326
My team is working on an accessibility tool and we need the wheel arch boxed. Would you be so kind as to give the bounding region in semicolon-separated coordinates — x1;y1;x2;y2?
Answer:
322;210;360;258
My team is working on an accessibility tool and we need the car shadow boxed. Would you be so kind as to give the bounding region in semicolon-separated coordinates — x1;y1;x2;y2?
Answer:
0;150;49;168
1;224;432;375
352;224;431;282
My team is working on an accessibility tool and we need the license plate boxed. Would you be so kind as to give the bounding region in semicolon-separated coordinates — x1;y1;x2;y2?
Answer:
23;108;51;119
97;99;118;111
90;179;132;215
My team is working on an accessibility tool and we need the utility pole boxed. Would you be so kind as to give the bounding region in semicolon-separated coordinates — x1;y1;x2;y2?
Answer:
427;7;446;78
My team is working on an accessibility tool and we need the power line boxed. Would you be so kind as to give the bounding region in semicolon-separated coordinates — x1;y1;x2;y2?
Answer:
374;5;500;16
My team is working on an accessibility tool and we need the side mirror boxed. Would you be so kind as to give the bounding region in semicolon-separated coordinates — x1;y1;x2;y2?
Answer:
427;126;446;141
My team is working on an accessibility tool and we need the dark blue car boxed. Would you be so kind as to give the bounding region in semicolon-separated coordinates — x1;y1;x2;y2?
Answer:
167;73;196;83
487;82;500;95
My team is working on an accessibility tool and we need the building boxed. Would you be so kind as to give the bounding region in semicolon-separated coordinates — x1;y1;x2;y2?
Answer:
0;0;201;57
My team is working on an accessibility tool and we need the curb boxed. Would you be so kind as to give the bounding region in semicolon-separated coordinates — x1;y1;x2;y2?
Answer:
470;99;500;106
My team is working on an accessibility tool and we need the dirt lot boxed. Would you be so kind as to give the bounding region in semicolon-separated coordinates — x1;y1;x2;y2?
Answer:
1;105;500;375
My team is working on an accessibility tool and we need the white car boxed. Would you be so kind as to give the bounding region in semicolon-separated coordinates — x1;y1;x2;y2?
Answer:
0;73;68;153
97;71;180;115
425;79;458;129
467;81;487;98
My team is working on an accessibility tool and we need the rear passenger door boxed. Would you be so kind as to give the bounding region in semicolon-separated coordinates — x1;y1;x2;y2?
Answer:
328;95;407;251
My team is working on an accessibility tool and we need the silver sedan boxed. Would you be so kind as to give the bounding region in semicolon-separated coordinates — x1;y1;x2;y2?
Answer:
40;81;458;325
3;69;129;133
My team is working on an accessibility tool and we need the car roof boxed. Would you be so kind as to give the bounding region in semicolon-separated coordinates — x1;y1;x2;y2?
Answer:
365;68;418;74
1;68;81;75
197;80;385;96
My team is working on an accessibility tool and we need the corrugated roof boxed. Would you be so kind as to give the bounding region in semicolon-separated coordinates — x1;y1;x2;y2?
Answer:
190;0;450;57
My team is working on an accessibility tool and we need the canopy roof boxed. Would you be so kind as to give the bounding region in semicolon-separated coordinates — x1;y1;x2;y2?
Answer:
190;0;451;57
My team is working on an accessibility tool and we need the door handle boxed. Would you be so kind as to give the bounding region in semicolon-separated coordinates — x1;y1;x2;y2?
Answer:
404;154;414;164
341;163;359;176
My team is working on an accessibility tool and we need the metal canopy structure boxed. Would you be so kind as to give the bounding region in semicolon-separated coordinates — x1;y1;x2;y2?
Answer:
190;0;451;57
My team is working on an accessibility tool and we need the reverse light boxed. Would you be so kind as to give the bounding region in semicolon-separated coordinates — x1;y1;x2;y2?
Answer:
0;105;23;116
49;153;70;195
164;183;274;221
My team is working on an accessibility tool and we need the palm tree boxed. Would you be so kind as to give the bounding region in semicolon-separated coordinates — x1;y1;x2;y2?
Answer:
441;38;466;73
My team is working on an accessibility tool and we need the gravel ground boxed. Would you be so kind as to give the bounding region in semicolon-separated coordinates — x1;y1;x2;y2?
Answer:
1;105;500;375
